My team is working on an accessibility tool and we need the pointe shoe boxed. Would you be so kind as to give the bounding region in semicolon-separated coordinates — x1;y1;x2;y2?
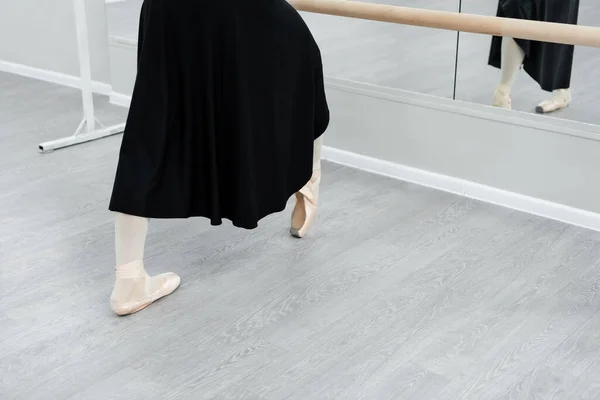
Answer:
492;85;512;110
290;162;321;238
536;89;572;114
110;260;181;316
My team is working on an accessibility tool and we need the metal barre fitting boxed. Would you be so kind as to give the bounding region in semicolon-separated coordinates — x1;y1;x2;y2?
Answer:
289;0;600;48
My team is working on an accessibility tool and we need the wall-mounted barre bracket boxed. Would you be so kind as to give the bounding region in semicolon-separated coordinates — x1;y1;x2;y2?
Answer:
289;0;600;48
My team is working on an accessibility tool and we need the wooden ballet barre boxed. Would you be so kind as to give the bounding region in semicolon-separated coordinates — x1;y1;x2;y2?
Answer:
289;0;600;48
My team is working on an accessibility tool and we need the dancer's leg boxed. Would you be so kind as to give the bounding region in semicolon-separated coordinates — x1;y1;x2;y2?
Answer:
290;137;322;238
313;135;322;164
311;135;322;205
500;37;525;88
115;213;148;265
110;213;180;316
493;37;525;109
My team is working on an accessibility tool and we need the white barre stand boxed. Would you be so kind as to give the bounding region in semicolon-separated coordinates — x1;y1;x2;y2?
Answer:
39;0;125;153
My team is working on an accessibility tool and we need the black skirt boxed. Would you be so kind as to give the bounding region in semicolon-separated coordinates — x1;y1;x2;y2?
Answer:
488;0;579;91
109;0;330;229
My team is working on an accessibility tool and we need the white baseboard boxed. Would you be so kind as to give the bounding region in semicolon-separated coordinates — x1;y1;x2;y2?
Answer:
322;145;600;232
109;92;131;107
0;60;112;95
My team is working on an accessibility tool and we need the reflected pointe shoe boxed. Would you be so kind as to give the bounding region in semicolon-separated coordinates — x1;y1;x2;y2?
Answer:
535;88;572;114
290;162;321;238
492;84;512;110
109;260;181;316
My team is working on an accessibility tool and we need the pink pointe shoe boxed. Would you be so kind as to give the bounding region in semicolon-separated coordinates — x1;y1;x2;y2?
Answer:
290;162;321;238
492;84;512;110
110;260;181;316
536;89;572;114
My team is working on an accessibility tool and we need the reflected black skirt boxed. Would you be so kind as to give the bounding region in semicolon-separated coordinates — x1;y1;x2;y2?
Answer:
489;0;580;91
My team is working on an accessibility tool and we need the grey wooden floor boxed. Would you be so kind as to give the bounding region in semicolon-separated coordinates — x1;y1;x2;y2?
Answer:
3;72;600;400
106;0;600;125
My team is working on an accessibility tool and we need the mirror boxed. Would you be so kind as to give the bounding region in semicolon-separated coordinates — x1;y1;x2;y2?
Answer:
105;0;461;101
106;0;143;39
104;0;144;104
105;0;600;128
455;0;600;126
300;0;461;99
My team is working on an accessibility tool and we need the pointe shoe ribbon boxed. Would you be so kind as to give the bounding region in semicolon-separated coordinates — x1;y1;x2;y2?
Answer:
536;89;572;114
110;260;181;316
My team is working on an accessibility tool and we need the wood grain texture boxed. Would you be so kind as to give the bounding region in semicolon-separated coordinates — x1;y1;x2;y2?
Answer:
2;72;600;399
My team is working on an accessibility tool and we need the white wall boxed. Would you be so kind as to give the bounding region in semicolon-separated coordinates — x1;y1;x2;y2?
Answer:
0;0;111;85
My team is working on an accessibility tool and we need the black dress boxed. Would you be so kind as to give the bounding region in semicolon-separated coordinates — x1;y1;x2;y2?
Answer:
109;0;330;229
489;0;580;92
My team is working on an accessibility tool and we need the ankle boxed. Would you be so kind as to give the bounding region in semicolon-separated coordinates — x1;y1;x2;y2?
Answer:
553;88;572;102
495;84;511;95
115;260;146;280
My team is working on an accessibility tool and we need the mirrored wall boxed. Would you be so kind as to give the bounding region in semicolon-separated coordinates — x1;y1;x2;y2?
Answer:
455;0;600;126
105;0;143;40
104;0;600;128
300;0;461;99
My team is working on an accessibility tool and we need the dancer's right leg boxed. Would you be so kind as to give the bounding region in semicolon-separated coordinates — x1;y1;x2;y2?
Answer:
290;136;323;238
493;37;525;109
110;213;180;316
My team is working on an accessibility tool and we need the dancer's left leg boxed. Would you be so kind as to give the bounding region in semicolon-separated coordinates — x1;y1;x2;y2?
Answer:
110;213;180;316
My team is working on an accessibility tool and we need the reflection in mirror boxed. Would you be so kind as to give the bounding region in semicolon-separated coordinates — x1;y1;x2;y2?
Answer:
105;0;461;99
456;0;599;125
299;0;460;98
106;0;143;41
105;0;145;104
